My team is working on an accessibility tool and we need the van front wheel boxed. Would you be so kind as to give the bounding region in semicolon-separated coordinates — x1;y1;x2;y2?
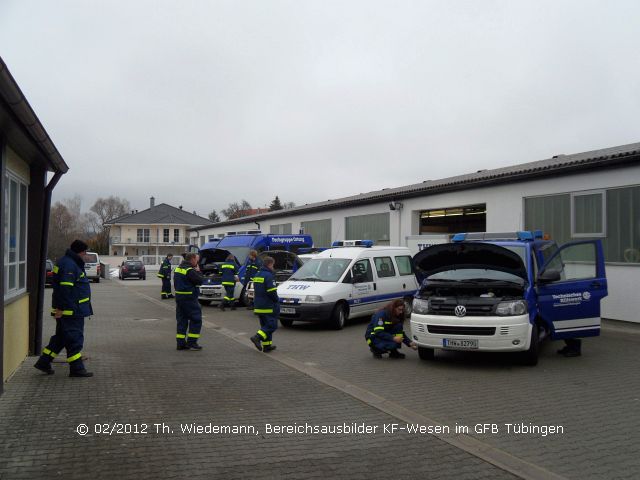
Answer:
418;346;435;361
330;303;347;330
520;325;539;366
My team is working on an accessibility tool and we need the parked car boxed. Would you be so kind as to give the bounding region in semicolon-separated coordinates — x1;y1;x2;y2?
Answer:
82;252;101;283
45;259;54;287
119;260;146;280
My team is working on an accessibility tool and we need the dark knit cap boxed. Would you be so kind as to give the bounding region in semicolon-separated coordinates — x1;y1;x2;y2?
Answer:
70;239;89;254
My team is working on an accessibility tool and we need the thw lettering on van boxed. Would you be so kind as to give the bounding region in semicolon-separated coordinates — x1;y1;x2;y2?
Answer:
287;284;311;290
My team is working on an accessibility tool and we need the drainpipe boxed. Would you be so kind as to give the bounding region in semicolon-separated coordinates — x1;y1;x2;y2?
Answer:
34;171;63;354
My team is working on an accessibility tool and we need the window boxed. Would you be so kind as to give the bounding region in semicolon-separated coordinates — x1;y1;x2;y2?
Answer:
301;219;331;248
137;229;150;242
351;259;373;283
526;186;640;264
374;256;396;278
572;191;605;237
4;172;28;298
395;256;413;276
270;223;292;234
163;228;170;242
345;213;390;246
174;229;180;243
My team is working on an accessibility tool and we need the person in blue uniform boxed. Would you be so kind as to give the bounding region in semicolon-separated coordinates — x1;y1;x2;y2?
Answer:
34;240;94;377
219;254;239;311
174;252;204;350
157;253;174;299
243;250;262;309
365;299;417;359
249;256;279;352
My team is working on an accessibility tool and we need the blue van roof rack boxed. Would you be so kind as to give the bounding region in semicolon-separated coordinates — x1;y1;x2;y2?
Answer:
452;231;537;242
332;240;374;248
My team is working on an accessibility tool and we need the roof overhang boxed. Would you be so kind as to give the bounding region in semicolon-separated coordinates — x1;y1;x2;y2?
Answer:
0;57;68;173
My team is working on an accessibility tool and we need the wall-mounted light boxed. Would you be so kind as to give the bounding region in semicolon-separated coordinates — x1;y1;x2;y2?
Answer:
389;201;403;211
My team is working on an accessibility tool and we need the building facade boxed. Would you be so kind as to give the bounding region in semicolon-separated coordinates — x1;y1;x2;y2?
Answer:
1;57;68;390
191;143;640;323
107;199;210;263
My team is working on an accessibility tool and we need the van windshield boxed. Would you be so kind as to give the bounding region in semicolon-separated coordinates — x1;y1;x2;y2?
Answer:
83;253;98;263
289;258;351;282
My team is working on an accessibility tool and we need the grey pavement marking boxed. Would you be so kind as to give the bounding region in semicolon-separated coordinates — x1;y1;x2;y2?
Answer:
132;287;566;480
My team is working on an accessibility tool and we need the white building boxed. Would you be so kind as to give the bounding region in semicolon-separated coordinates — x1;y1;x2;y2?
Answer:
190;142;640;323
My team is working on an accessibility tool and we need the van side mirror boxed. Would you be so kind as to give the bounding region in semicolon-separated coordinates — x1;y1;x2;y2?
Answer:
538;269;561;283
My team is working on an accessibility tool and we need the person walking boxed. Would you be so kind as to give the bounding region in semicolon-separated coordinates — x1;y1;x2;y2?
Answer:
249;256;279;352
365;299;417;359
34;240;94;377
219;253;239;311
174;252;204;350
157;253;174;299
243;249;262;309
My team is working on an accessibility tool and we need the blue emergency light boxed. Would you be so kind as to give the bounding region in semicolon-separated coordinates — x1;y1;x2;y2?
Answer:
331;240;374;248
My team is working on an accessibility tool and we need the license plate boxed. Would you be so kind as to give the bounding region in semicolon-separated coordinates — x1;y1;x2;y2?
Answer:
443;338;478;349
281;307;296;314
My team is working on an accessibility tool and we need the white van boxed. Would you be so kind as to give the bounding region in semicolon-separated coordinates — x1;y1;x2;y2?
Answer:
82;251;101;283
277;244;418;329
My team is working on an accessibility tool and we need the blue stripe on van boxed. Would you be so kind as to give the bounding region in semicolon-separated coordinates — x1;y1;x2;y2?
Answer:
347;291;410;306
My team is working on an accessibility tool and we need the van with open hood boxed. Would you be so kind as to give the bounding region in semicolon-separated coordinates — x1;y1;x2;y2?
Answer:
410;231;608;365
196;234;313;305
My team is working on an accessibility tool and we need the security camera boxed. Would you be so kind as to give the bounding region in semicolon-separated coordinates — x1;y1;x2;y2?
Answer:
389;202;396;211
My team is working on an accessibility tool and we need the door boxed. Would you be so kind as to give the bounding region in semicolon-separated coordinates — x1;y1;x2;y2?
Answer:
348;258;376;316
536;240;607;340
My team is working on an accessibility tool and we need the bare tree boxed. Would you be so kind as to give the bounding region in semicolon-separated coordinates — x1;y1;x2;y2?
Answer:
283;201;296;209
221;200;252;220
89;196;132;254
48;202;79;260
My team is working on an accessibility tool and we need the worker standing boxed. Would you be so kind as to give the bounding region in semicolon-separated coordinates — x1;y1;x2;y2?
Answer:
157;253;174;299
219;253;239;311
249;256;279;352
174;252;204;350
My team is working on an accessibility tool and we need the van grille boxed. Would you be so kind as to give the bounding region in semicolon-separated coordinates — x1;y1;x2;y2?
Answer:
429;302;494;316
426;325;496;336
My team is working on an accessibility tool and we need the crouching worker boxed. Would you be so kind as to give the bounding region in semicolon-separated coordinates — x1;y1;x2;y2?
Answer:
365;299;417;359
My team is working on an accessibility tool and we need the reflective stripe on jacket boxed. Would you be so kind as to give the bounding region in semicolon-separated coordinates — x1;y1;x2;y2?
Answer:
253;267;279;315
51;249;93;317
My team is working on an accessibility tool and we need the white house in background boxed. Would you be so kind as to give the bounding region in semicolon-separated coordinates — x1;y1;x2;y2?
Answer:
106;197;209;262
189;142;640;323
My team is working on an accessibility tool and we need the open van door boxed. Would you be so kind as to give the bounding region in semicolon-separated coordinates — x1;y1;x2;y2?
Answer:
536;240;607;340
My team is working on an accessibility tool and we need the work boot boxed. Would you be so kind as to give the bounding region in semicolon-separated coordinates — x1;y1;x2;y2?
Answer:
389;349;406;359
250;335;263;351
176;344;190;351
34;358;54;375
167;294;175;299
187;343;203;351
263;345;277;353
69;369;94;378
370;347;384;359
219;303;226;312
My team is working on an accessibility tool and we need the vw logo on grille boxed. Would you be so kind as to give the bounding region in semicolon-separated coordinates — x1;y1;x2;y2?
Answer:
454;305;467;317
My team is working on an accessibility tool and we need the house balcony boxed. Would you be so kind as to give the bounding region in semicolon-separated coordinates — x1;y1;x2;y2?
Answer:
110;236;190;246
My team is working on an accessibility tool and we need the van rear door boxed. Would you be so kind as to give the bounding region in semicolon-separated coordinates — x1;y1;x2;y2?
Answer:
536;240;607;339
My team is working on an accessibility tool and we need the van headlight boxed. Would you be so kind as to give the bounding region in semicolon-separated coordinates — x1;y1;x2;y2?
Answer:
412;298;430;315
305;295;324;303
496;300;528;316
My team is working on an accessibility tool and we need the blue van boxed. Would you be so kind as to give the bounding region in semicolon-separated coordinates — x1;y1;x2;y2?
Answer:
410;231;608;365
196;234;312;306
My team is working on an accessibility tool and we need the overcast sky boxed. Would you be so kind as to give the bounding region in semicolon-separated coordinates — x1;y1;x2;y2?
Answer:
1;0;639;218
